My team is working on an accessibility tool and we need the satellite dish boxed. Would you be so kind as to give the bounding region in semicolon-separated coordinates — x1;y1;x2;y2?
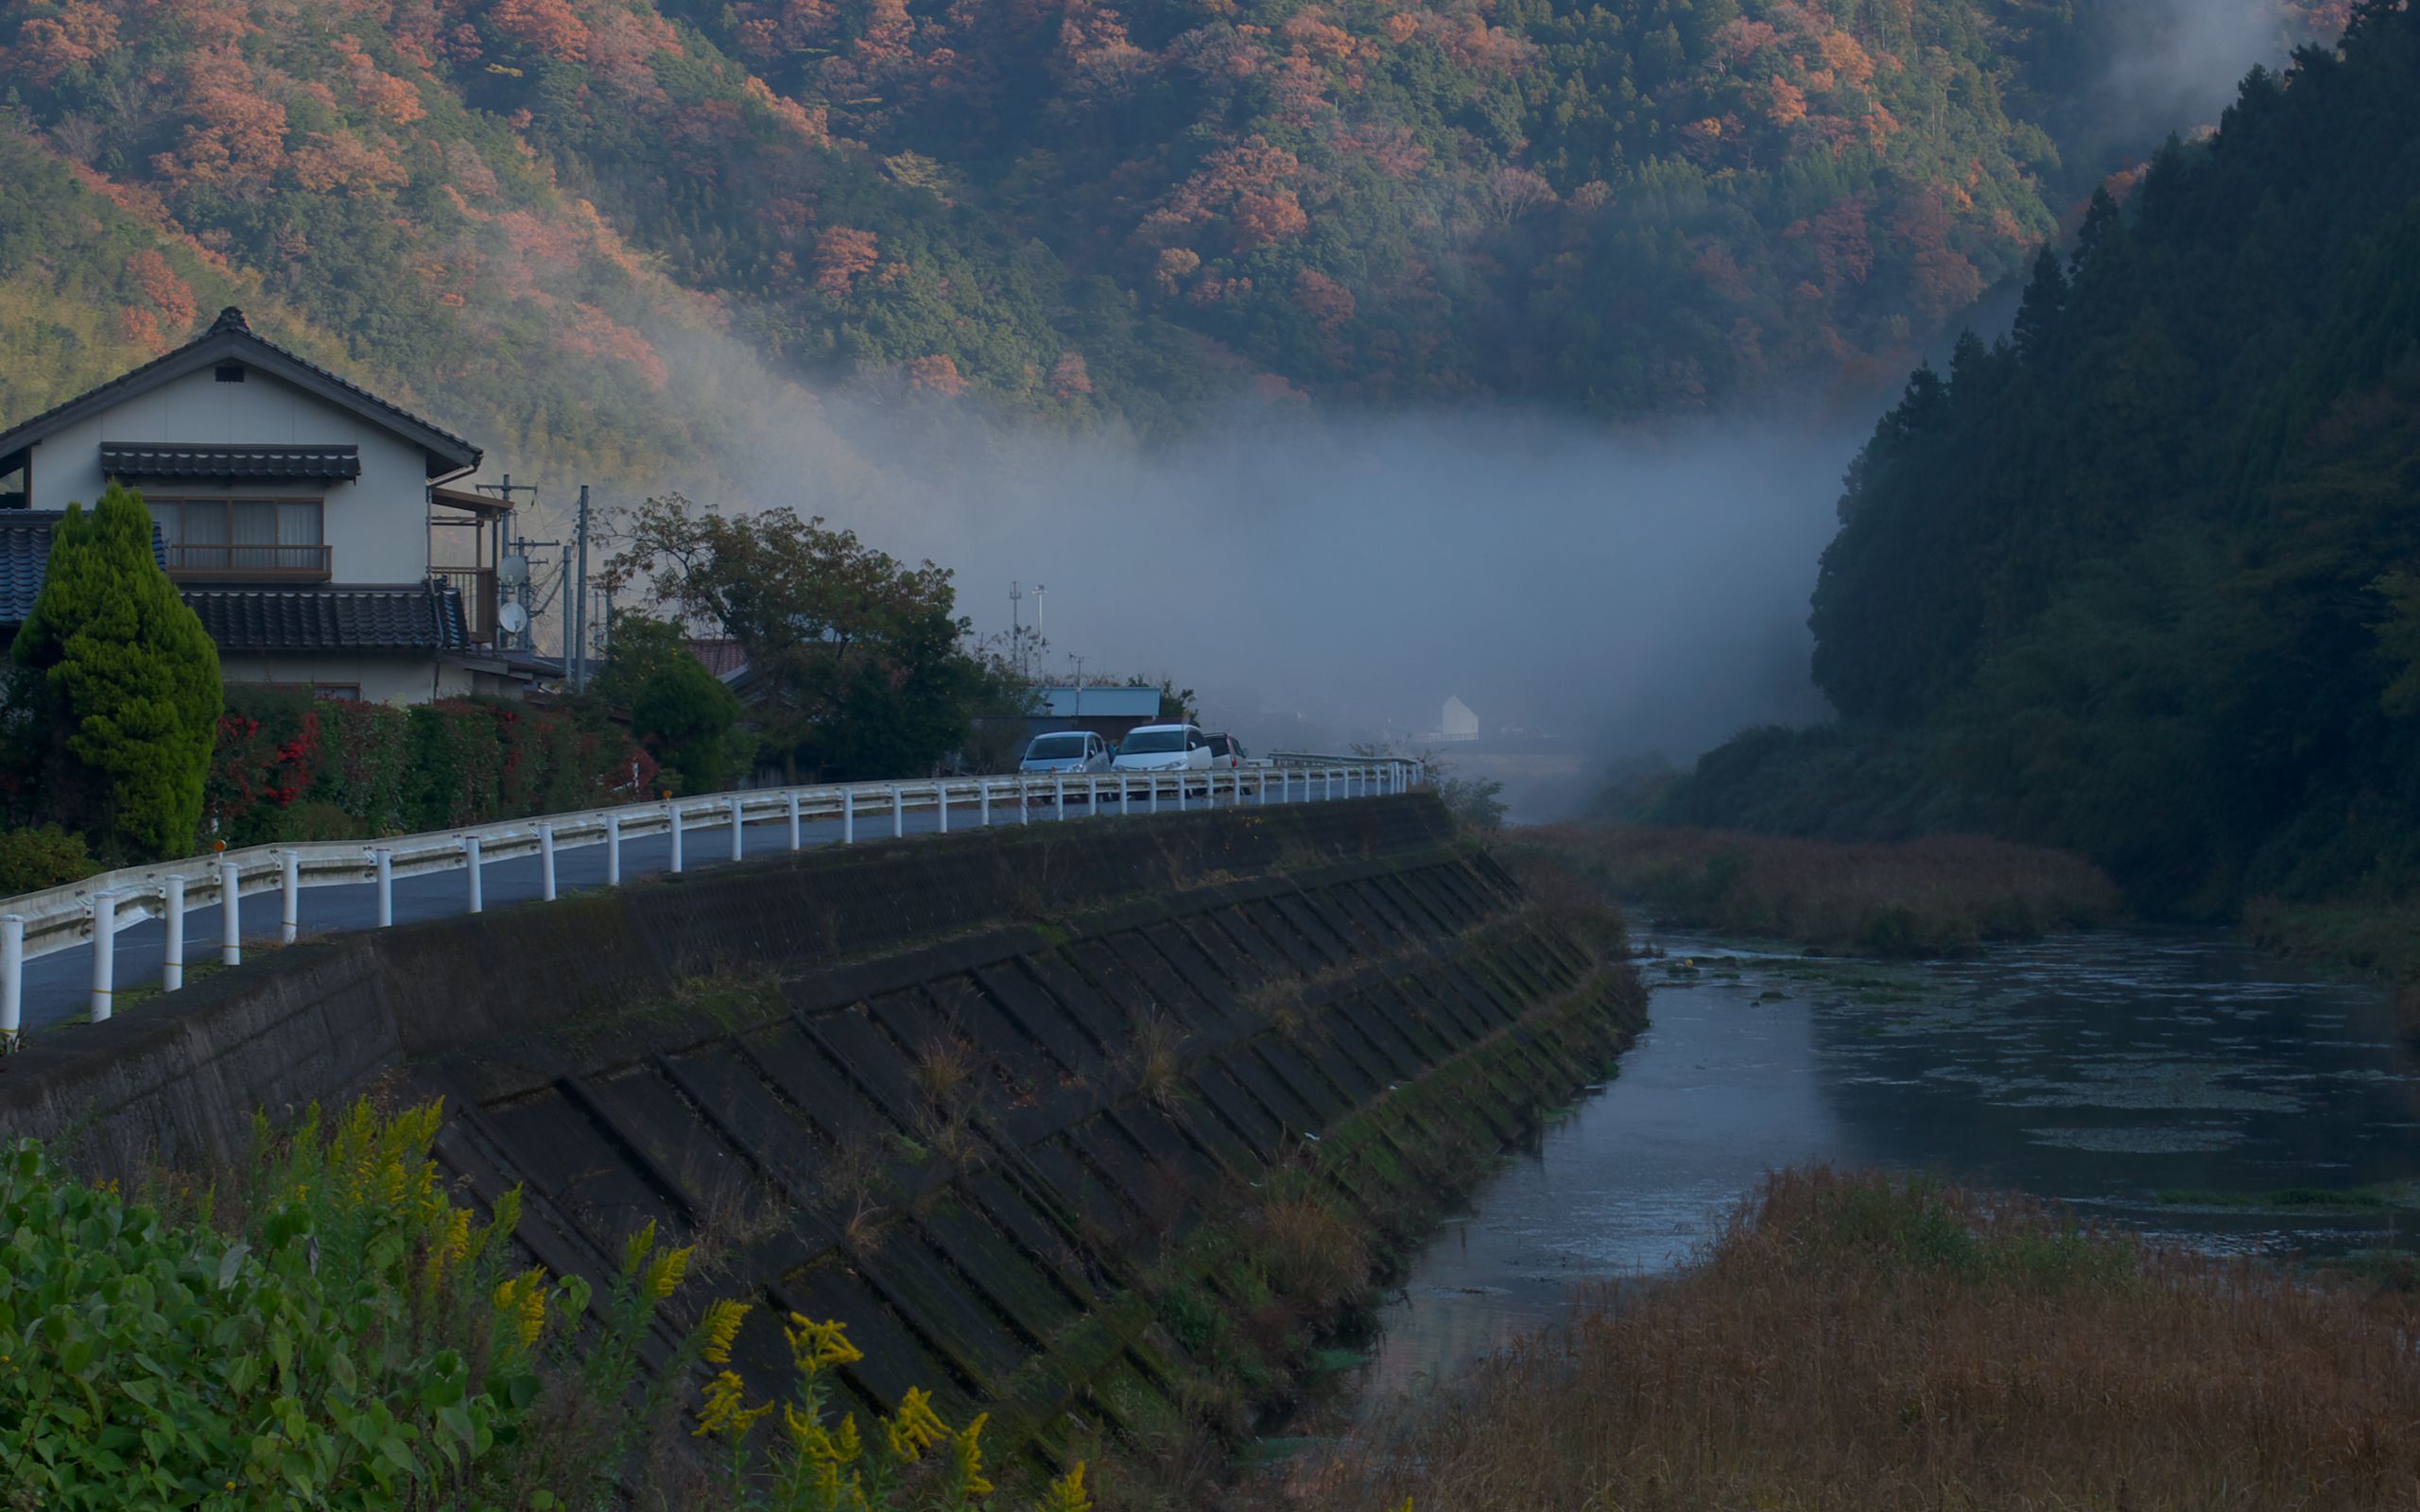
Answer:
498;553;530;588
497;602;529;635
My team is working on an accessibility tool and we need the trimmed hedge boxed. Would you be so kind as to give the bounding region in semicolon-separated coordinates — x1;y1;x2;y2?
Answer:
206;691;658;847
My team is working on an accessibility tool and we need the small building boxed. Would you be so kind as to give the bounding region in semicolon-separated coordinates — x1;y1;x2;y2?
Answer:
1420;696;1478;743
0;307;538;702
1028;684;1165;746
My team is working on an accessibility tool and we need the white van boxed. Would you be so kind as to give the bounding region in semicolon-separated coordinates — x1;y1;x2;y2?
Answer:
1111;723;1213;773
1018;730;1113;774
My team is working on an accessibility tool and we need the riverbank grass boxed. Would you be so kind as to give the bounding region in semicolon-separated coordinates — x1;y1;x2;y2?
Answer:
1304;1166;2420;1512
1512;825;2121;956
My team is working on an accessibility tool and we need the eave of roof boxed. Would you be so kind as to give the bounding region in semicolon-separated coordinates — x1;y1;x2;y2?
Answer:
182;581;471;654
0;308;480;480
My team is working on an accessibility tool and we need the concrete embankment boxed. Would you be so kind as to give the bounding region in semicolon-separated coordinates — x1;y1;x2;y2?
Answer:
0;795;1645;1480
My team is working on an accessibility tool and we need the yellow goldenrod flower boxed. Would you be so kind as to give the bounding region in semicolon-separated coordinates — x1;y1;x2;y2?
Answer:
699;1299;750;1366
693;1369;773;1442
623;1219;659;1280
644;1244;693;1301
1032;1461;1092;1512
493;1268;548;1349
785;1314;865;1375
948;1412;993;1500
883;1386;949;1462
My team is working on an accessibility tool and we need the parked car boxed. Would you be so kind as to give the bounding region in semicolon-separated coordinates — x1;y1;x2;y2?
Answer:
1111;723;1213;773
1018;730;1113;774
1202;732;1247;769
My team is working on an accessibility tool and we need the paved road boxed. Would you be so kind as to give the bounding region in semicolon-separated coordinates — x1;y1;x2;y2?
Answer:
13;775;1381;1037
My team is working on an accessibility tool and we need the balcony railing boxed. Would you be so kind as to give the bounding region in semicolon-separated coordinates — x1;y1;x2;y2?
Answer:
165;543;334;581
434;566;500;644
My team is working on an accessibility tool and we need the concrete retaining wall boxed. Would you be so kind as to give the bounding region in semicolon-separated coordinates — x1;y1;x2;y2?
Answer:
0;795;1645;1482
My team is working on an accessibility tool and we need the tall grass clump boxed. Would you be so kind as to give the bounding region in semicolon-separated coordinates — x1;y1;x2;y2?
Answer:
1522;824;2120;954
1308;1167;2420;1512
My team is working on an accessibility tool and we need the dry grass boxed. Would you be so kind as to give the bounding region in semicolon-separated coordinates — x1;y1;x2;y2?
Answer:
1520;824;2121;955
1297;1167;2420;1512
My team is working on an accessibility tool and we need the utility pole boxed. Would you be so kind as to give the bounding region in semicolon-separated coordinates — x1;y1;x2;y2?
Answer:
571;485;591;691
475;473;542;650
1009;580;1026;679
1071;654;1085;718
1032;583;1046;647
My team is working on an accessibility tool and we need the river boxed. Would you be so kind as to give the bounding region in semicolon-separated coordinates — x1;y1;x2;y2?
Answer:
1346;926;2420;1409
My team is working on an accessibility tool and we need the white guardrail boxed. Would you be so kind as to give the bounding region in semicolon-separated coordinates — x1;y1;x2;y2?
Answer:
0;757;1423;1048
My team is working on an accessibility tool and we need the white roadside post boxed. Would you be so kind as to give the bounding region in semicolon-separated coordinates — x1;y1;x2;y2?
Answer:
606;814;623;884
464;835;484;913
730;796;747;862
787;792;803;850
1119;773;1131;816
1087;775;1099;817
89;889;117;1022
891;786;905;839
669;805;685;874
0;914;22;1051
540;824;559;902
1176;772;1187;812
280;850;301;943
842;789;856;845
938;782;950;834
980;780;993;828
374;849;394;925
1054;774;1066;819
1149;774;1160;815
162;875;185;992
1020;777;1031;825
220;860;241;965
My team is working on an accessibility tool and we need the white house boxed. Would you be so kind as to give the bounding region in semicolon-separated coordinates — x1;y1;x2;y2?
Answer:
0;307;537;703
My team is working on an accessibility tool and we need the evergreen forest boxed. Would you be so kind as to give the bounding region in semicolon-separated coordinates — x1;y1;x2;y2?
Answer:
1655;1;2420;921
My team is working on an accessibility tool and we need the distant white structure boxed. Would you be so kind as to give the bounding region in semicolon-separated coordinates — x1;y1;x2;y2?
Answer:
1420;696;1478;743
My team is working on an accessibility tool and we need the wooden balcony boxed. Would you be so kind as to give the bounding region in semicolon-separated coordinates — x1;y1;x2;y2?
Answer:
165;543;334;582
434;565;500;644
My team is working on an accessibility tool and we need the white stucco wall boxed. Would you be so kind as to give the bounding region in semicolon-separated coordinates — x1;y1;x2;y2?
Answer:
218;653;472;706
25;362;432;584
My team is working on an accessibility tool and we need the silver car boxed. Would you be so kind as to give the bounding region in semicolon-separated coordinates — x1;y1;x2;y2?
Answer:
1019;730;1113;774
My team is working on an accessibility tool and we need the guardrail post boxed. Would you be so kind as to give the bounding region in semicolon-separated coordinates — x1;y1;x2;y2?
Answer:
163;874;185;992
842;790;856;845
1259;768;1271;806
90;889;118;1022
1118;774;1130;816
0;915;20;1051
540;825;558;902
787;792;803;850
1176;771;1187;812
669;806;684;873
1148;774;1159;815
606;814;623;884
220;860;241;965
729;796;746;862
1087;775;1099;816
375;849;393;925
281;850;301;943
891;786;905;839
1053;774;1065;819
1020;778;1031;825
937;782;950;833
465;835;484;913
979;781;992;828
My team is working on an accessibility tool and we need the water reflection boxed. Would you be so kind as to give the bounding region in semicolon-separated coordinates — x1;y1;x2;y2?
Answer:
1356;928;2418;1409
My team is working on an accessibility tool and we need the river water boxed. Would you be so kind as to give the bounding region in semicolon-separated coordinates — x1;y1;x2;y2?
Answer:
1350;927;2420;1408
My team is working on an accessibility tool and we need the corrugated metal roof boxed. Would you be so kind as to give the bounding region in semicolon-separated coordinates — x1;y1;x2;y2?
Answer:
100;442;362;482
0;510;167;623
1034;685;1162;717
182;582;470;653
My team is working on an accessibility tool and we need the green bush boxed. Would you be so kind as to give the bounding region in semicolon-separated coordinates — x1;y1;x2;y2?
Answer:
0;823;95;896
631;655;742;796
11;482;222;860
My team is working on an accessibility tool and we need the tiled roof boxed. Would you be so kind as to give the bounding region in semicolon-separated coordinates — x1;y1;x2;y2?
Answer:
0;511;167;624
182;582;471;653
100;442;362;482
0;308;478;477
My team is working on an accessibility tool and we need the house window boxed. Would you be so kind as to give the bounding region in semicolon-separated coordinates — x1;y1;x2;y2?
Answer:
157;498;329;579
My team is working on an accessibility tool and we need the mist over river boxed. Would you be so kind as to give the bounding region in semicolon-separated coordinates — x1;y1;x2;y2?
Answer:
1350;927;2420;1408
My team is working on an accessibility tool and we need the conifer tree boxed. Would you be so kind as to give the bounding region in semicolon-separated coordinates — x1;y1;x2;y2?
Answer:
13;481;222;859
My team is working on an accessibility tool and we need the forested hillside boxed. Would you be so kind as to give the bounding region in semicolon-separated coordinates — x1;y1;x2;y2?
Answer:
0;0;2345;498
1653;0;2420;919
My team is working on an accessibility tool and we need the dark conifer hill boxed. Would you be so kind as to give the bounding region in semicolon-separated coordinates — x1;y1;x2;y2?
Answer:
1661;2;2420;918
